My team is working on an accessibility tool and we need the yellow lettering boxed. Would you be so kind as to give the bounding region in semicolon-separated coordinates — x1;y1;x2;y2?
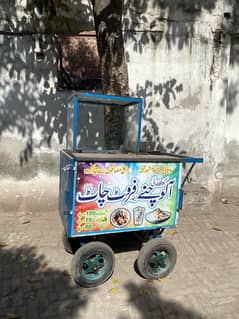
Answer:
84;164;128;175
139;165;172;175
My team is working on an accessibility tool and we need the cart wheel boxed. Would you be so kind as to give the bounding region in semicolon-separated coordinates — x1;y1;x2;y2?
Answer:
62;231;77;254
71;242;115;288
136;238;177;280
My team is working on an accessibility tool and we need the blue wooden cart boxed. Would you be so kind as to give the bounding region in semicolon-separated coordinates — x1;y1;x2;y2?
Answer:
59;92;203;287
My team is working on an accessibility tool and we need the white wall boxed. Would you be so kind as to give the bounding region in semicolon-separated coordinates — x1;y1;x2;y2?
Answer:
223;35;239;196
0;0;94;34
0;34;68;179
0;0;238;198
122;0;233;194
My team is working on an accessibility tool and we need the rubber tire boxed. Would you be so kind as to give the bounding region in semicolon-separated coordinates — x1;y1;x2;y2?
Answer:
136;238;177;280
62;231;76;254
71;242;115;288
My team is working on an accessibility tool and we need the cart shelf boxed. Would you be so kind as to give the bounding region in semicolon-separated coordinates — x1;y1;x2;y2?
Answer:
67;150;203;163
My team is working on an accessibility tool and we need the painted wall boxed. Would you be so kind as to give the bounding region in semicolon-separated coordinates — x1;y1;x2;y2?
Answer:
122;0;235;195
0;0;95;182
0;0;94;34
0;34;66;179
223;35;239;196
0;0;238;203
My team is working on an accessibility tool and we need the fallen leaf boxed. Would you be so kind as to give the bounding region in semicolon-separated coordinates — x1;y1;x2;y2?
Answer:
0;241;8;247
157;277;170;283
22;220;31;225
109;287;118;295
211;227;222;232
27;276;41;283
19;255;27;263
167;229;177;236
137;288;144;296
41;263;48;270
62;270;70;277
5;313;18;319
112;278;119;285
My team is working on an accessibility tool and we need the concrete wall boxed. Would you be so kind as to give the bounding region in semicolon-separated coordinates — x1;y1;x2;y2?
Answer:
0;32;68;211
223;34;239;197
0;0;94;34
1;0;239;203
0;0;95;182
122;0;234;195
0;34;67;179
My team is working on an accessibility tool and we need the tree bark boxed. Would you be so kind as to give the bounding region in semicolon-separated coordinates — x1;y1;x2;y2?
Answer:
92;0;129;149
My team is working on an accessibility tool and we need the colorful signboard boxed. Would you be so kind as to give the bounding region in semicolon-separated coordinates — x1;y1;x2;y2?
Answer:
74;162;181;234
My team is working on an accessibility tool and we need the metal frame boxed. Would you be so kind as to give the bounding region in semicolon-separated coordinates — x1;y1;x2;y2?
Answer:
68;160;77;236
137;98;143;152
69;93;143;153
79;92;142;105
73;95;79;150
60;93;203;239
181;162;196;188
178;159;203;211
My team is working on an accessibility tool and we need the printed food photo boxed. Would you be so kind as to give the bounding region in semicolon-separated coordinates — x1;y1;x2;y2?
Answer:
110;208;131;227
145;208;171;224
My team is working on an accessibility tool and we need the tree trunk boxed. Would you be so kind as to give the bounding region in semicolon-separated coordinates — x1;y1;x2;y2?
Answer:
92;0;129;149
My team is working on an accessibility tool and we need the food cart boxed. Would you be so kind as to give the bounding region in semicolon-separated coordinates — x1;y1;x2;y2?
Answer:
59;92;203;287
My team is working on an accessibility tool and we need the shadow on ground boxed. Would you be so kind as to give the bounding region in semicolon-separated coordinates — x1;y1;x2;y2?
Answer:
118;282;202;319
0;245;92;319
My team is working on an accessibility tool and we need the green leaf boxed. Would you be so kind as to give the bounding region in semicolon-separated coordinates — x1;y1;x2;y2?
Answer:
41;263;48;270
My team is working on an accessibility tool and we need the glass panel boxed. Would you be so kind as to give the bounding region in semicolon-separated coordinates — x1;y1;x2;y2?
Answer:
122;104;140;153
66;99;74;150
66;95;141;153
77;102;105;151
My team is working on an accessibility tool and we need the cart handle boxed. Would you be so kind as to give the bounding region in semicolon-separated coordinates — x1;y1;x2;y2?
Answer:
181;162;195;189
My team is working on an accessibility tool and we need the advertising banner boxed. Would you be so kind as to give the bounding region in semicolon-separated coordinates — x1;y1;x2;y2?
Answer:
74;162;181;234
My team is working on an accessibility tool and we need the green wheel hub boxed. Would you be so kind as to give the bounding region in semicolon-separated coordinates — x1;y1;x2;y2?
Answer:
71;242;115;287
137;238;177;280
148;250;170;275
82;254;107;281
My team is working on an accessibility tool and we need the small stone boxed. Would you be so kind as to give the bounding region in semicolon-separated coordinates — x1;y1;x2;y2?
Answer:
222;198;228;204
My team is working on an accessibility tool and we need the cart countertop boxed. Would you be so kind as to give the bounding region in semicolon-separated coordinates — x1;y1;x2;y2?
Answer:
67;151;203;163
